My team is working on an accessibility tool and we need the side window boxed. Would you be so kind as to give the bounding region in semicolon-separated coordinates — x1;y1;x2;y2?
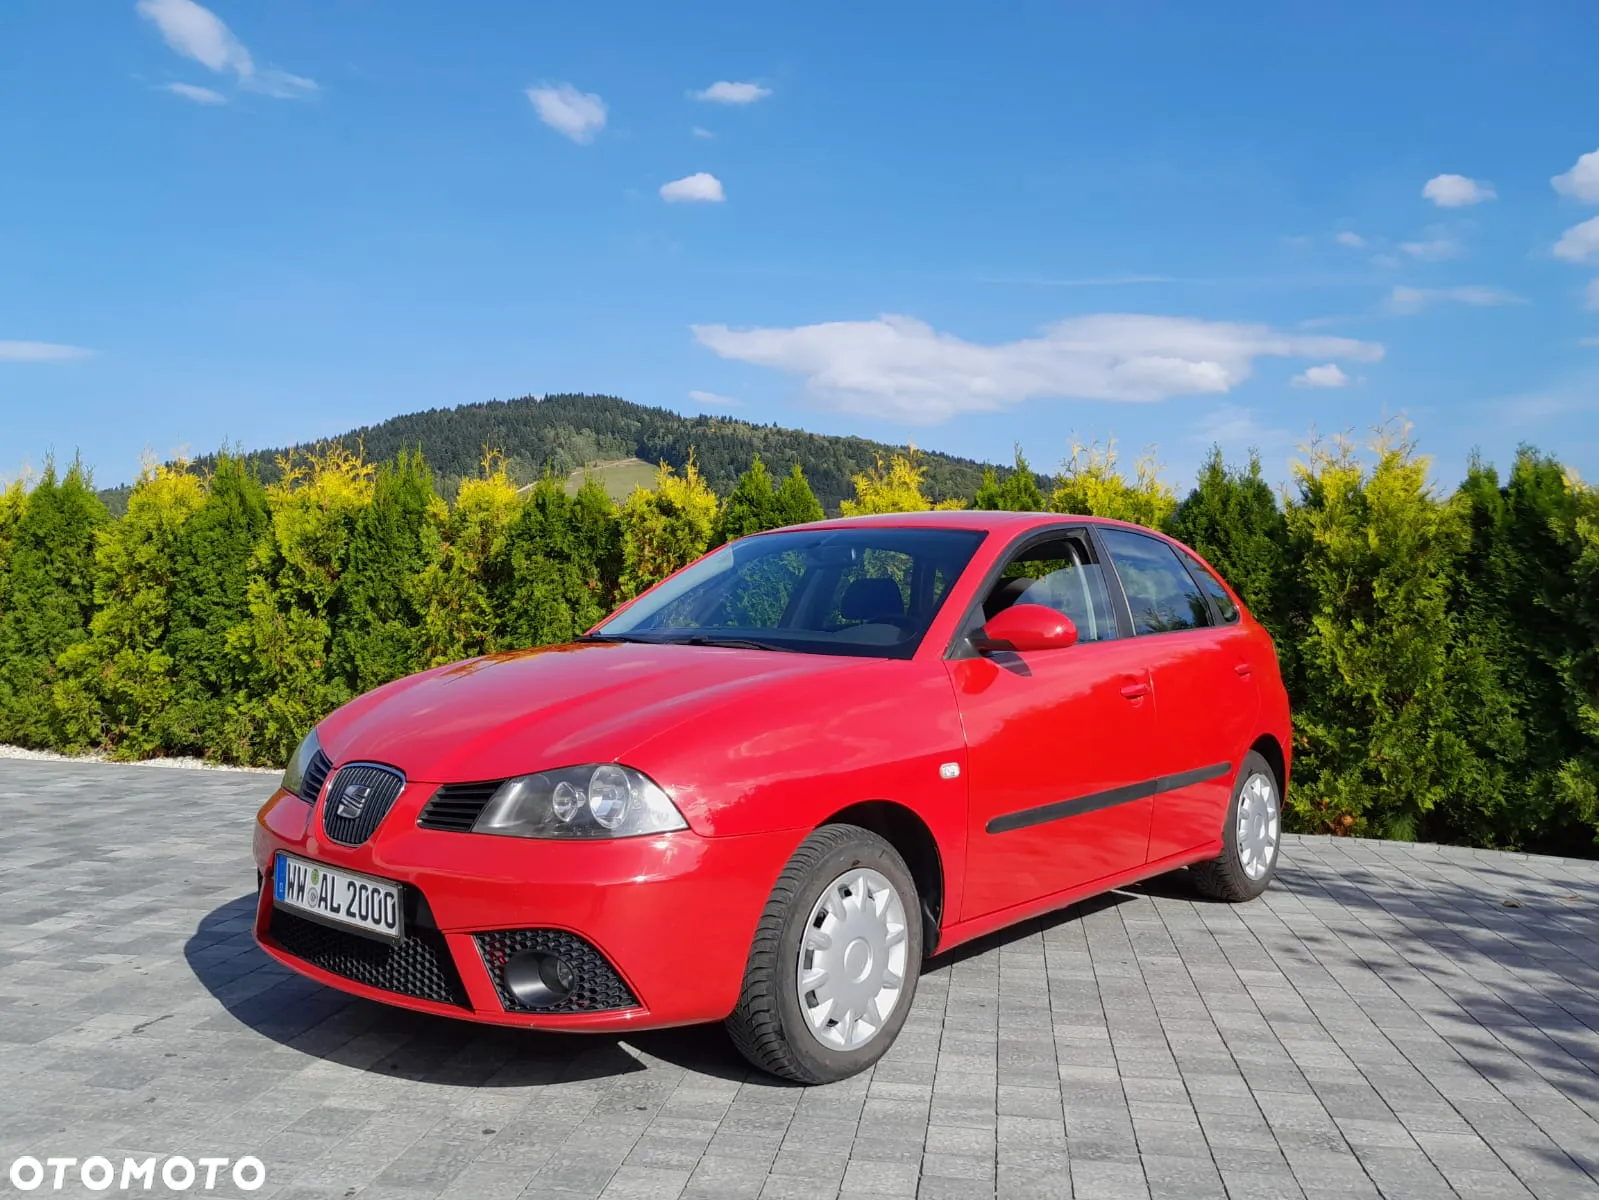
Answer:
1181;551;1240;624
1099;528;1214;635
981;535;1118;642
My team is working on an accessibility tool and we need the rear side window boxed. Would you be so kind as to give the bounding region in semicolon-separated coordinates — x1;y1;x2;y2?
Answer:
1099;528;1214;635
1181;551;1240;624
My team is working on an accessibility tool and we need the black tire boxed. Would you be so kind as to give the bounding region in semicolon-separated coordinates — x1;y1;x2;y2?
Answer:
1190;750;1281;902
725;824;922;1084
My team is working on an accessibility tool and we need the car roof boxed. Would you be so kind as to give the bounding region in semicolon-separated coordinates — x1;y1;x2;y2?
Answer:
779;510;1146;535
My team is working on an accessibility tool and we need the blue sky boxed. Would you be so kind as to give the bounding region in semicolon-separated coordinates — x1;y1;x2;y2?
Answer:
5;0;1599;492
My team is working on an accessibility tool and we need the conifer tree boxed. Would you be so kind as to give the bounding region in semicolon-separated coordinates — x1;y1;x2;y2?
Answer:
841;451;965;515
975;448;1045;511
0;460;106;747
1167;447;1288;635
774;462;825;526
1049;440;1175;527
415;451;521;664
228;446;373;764
618;458;719;598
1284;428;1513;840
713;456;782;545
54;463;205;756
497;475;619;647
333;449;440;691
164;453;271;759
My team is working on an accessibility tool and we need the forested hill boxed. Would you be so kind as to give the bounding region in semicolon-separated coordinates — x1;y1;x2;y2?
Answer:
105;394;1007;513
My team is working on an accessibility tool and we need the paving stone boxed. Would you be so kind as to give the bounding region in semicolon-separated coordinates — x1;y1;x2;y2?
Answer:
4;763;1599;1200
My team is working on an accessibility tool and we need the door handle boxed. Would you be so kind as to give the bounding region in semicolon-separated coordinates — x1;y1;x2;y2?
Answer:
1120;681;1149;700
1234;663;1253;677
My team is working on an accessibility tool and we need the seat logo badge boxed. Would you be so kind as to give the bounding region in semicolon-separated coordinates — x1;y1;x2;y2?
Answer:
335;783;374;820
939;762;961;780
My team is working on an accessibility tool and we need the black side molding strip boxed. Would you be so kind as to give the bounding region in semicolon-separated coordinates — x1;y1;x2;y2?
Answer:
985;760;1233;835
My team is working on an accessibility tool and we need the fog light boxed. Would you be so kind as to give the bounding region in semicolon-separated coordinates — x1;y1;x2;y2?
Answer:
503;950;576;1008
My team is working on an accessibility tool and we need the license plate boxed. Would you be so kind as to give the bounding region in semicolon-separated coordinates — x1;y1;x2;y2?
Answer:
273;853;404;942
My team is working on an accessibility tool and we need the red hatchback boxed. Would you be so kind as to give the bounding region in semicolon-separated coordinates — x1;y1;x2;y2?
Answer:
253;511;1290;1082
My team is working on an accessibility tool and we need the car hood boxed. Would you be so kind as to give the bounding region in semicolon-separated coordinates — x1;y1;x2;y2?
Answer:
316;640;876;783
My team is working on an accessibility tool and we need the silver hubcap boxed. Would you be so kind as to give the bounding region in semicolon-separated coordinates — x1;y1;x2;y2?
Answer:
1237;772;1280;881
796;867;909;1051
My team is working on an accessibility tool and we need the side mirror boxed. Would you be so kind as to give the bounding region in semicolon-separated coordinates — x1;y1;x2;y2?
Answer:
971;603;1079;654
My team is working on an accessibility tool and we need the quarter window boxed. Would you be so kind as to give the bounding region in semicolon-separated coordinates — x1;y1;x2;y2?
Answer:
1181;552;1240;624
1099;528;1214;635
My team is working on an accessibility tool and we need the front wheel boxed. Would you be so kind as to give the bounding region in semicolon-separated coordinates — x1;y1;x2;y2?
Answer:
726;824;922;1083
1190;750;1282;902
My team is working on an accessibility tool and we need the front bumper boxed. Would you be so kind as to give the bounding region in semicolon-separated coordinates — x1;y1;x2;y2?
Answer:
251;787;799;1031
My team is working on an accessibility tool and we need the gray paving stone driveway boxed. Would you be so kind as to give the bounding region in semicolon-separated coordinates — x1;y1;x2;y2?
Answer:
2;759;1598;1200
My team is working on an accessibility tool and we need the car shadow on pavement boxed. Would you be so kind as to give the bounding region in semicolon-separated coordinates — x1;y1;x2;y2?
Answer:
184;893;755;1086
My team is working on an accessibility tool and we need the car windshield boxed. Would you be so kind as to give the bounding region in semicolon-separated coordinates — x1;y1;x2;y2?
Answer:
594;526;987;659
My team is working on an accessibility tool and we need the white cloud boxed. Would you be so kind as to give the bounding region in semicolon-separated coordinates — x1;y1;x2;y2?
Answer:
1335;231;1366;248
1370;253;1401;269
691;126;715;139
1422;174;1496;207
1587;278;1599;311
1580;336;1599;347
1552;149;1599;203
526;83;606;143
691;312;1384;423
0;341;95;362
660;172;725;203
1554;215;1599;263
136;0;316;98
1292;364;1350;388
1189;404;1291;453
162;81;226;104
1388;285;1525;314
693;81;770;104
1400;237;1459;261
688;389;741;408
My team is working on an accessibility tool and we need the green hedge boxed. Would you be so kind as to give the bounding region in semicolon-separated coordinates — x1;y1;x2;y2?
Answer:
2;432;1595;857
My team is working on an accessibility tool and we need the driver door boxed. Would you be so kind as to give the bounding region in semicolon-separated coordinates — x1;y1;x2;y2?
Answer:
946;530;1157;921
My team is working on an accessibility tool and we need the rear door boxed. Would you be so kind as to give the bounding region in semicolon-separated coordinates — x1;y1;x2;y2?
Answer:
1093;527;1257;863
947;528;1158;921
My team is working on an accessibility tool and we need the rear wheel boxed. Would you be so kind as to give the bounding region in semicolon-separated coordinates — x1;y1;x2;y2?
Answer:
726;824;922;1083
1190;750;1281;902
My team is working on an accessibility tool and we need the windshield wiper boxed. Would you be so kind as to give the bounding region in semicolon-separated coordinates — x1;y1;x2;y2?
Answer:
677;634;781;652
576;632;650;644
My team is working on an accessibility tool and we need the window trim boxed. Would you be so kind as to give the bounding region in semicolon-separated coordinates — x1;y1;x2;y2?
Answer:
1091;525;1218;639
944;523;1131;659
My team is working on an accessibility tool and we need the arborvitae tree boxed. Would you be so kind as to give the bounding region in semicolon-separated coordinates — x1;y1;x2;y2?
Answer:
713;456;782;545
1167;447;1288;635
228;446;373;764
618;458;719;598
841;451;965;515
164;453;271;760
774;462;825;527
415;452;521;665
0;461;107;747
1452;450;1598;851
497;476;619;647
333;449;440;692
1284;428;1514;840
1049;440;1175;528
975;448;1045;511
0;480;25;621
54;464;206;757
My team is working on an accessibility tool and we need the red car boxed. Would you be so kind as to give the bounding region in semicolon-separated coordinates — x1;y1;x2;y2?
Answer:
253;511;1290;1082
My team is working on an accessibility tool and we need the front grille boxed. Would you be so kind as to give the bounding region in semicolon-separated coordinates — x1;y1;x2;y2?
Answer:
321;763;405;846
476;928;639;1014
417;780;502;832
299;750;333;804
268;907;468;1007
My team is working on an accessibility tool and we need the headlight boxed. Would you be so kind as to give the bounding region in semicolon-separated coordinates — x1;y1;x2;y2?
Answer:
281;728;323;797
472;764;687;839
